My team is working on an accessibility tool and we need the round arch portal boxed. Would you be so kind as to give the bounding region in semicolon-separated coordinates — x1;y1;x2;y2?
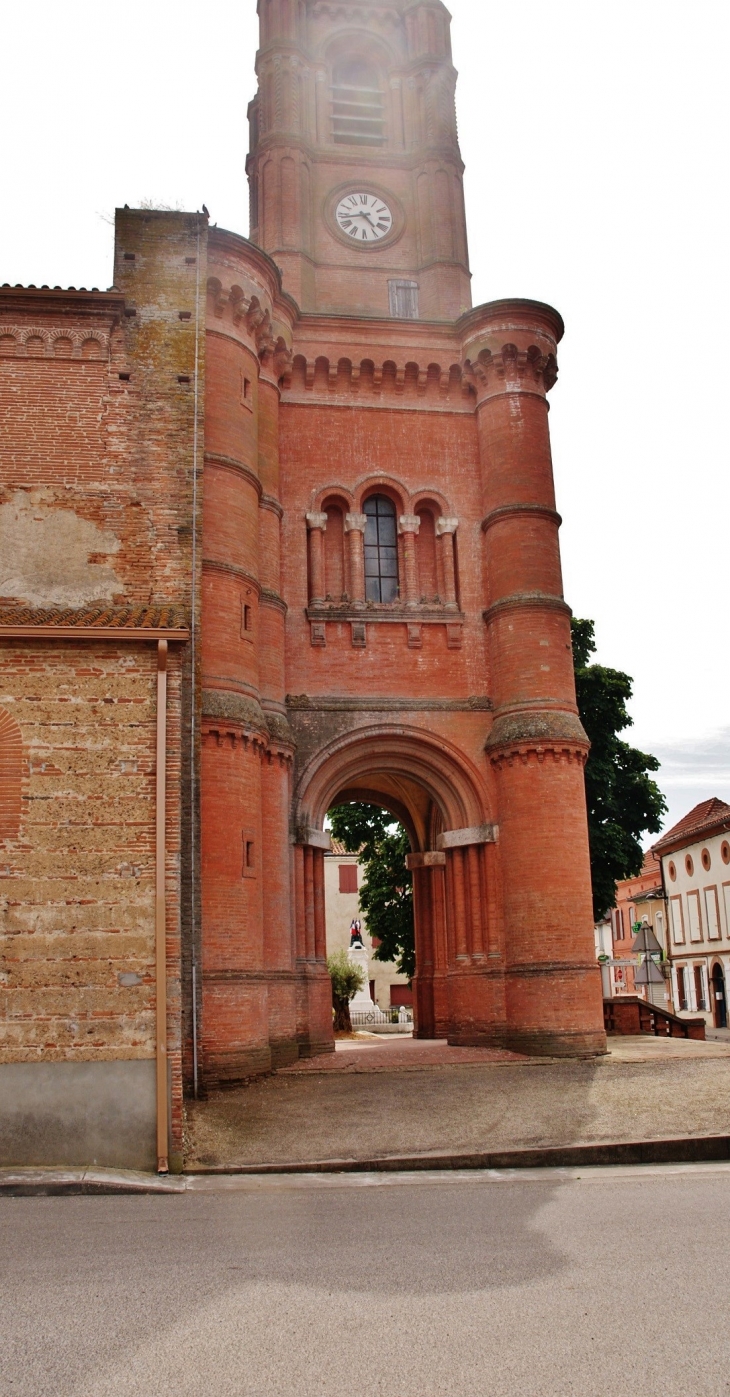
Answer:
295;724;492;852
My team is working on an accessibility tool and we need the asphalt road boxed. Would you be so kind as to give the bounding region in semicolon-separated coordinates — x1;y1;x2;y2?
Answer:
2;1165;730;1396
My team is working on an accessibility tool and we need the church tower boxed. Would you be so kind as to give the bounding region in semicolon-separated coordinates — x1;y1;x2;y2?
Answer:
247;0;471;319
0;0;608;1172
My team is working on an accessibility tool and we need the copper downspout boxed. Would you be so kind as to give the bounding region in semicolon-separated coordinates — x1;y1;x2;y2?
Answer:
156;639;169;1173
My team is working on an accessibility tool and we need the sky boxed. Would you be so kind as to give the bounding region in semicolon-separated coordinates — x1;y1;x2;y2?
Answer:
2;0;728;834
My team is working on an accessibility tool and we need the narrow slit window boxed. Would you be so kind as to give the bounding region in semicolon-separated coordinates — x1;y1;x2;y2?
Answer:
363;495;398;603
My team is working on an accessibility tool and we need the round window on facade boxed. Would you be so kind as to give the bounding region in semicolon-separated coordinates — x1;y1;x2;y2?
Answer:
702;848;711;871
722;841;730;865
685;854;694;876
668;861;677;882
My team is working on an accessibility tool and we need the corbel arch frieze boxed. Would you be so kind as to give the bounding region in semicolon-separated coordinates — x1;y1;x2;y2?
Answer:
282;352;474;404
205;280;293;379
0;326;109;359
462;343;558;397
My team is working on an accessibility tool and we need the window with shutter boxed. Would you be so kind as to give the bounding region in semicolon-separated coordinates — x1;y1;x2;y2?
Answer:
339;864;358;894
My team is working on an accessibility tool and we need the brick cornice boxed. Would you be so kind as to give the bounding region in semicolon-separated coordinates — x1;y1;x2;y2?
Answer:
482;504;562;534
483;592;571;624
202;558;261;595
203;452;262;498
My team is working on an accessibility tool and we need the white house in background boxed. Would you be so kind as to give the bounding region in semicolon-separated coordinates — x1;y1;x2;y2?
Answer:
324;841;412;1012
653;799;730;1028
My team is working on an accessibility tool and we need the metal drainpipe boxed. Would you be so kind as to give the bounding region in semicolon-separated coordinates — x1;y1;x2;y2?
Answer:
190;219;202;1098
155;638;169;1173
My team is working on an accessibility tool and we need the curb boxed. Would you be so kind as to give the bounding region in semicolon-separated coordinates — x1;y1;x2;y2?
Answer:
0;1167;186;1197
3;1135;730;1193
190;1134;730;1176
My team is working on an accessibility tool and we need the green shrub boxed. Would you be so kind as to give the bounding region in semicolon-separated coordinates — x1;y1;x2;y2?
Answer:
327;948;365;1033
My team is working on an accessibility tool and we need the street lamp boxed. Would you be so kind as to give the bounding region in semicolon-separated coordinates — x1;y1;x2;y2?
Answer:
632;919;664;999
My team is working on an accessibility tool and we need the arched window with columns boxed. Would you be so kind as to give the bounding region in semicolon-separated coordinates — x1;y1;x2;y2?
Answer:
364;495;398;602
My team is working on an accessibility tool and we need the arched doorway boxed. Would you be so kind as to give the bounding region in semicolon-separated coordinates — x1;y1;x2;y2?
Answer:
294;725;502;1046
711;962;727;1029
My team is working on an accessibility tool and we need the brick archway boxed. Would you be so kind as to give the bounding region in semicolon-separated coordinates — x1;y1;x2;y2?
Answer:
294;725;502;1043
295;724;491;845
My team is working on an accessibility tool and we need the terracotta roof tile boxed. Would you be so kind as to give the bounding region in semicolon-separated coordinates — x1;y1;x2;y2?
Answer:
0;603;188;630
653;797;730;853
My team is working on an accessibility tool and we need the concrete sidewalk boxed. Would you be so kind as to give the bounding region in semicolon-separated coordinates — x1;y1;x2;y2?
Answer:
184;1035;730;1171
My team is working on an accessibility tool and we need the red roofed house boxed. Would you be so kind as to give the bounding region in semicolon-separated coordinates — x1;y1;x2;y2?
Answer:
653;800;730;1027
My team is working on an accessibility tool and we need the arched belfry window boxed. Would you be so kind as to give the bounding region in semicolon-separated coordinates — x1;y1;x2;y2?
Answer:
364;496;398;603
332;58;385;146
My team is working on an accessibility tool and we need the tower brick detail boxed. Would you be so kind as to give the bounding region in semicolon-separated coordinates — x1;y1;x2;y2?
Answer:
0;0;605;1169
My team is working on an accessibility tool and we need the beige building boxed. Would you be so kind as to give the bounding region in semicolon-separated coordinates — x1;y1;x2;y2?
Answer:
653;799;730;1027
324;841;411;1012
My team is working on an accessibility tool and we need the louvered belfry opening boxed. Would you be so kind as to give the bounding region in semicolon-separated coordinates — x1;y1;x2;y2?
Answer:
332;58;385;146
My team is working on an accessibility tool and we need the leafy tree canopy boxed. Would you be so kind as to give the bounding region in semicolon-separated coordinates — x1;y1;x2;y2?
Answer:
328;803;415;979
572;617;666;922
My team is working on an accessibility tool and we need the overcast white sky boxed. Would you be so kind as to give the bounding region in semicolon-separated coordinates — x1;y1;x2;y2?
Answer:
2;0;728;832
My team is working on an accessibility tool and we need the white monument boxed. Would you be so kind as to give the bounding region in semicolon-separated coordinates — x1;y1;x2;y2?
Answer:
348;938;375;1015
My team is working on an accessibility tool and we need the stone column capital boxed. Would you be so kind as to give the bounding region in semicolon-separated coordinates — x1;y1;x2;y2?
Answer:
399;514;421;534
345;512;368;533
305;512;328;532
436;516;459;536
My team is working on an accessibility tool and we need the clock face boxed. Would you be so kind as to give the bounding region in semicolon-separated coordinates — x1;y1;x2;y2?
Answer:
335;192;394;243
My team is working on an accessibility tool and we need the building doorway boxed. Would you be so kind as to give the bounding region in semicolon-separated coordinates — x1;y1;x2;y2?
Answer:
711;962;727;1029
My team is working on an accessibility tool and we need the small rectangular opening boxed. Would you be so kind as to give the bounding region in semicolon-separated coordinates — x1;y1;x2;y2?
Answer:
242;832;256;877
178;375;191;384
242;602;253;635
185;257;196;265
242;376;252;403
178;311;192;321
388;280;419;320
119;372;131;382
123;253;136;261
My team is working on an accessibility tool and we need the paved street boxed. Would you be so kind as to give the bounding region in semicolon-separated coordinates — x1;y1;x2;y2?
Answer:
2;1165;730;1396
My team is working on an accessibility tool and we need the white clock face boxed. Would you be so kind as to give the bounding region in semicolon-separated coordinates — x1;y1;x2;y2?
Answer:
335;192;393;243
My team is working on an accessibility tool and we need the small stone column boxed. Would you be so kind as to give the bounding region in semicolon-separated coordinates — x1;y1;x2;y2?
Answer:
399;514;420;606
436;517;459;608
306;512;327;604
345;512;367;606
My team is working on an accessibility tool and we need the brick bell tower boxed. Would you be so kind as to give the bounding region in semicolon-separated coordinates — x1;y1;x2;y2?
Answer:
247;0;471;319
195;0;606;1085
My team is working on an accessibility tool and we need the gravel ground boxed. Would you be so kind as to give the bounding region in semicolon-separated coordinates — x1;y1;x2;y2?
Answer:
185;1036;730;1169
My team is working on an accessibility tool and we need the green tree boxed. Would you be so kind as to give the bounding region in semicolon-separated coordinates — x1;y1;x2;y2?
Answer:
572;618;666;922
328;804;415;978
327;948;365;1033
